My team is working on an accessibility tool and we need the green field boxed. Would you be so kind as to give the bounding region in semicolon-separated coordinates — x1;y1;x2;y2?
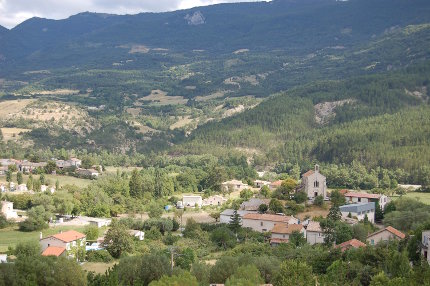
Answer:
391;192;430;205
0;225;87;253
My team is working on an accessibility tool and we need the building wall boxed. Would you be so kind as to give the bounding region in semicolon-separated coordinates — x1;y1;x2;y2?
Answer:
303;173;327;199
272;232;291;240
341;210;375;223
367;231;401;245
307;231;325;245
183;197;202;207
242;219;278;232
40;237;68;251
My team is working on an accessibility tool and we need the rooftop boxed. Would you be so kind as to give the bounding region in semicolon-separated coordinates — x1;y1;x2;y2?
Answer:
339;202;375;213
41;246;66;257
345;192;381;199
47;230;86;243
242;213;294;223
302;170;315;177
306;221;322;232
271;223;303;234
368;226;405;240
335;239;366;252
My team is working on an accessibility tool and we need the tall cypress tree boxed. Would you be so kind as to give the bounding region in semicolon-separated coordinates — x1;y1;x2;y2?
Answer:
229;210;242;233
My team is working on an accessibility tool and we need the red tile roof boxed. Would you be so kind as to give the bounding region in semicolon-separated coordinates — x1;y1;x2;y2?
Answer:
270;180;283;187
345;192;381;199
41;246;66;257
271;223;304;234
367;226;405;240
302;170;315;178
50;230;86;242
339;189;349;195
242;213;294;223
335;239;366;252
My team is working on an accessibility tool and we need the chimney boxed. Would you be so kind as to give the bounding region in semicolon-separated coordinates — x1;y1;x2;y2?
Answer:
40;232;43;240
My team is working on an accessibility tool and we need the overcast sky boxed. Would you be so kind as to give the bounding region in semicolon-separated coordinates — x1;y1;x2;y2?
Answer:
0;0;265;29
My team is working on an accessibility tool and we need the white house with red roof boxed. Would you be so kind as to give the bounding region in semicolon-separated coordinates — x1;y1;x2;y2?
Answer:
366;226;405;245
335;239;366;252
344;192;389;210
40;230;86;259
300;165;327;199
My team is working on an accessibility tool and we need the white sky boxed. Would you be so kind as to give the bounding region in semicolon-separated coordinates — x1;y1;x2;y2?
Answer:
0;0;266;29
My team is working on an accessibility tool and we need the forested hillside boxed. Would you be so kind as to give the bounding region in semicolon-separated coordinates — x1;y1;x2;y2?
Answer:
180;62;430;173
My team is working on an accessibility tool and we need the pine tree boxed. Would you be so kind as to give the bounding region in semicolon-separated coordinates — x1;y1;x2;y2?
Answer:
229;210;242;233
129;169;143;198
17;172;23;185
327;204;342;221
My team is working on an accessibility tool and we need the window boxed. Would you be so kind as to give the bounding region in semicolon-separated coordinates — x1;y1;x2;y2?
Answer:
358;198;361;202
283;235;285;238
314;181;319;188
260;222;263;226
371;239;374;245
318;233;322;237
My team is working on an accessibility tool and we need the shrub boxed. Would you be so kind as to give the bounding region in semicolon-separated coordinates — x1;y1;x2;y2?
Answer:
86;250;113;262
314;195;324;207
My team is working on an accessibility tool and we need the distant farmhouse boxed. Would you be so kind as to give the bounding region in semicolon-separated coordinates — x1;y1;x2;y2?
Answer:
221;180;249;192
40;230;86;259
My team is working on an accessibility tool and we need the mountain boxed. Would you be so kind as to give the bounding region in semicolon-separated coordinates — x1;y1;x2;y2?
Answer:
1;0;430;74
179;61;430;172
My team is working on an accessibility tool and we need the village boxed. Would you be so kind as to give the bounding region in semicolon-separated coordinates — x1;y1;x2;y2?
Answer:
1;159;430;285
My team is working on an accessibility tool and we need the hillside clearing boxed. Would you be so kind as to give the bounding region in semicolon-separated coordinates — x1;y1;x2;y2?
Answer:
1;127;31;142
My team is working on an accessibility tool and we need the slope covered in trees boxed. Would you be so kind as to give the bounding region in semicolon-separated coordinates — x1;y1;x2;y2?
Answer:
180;62;430;173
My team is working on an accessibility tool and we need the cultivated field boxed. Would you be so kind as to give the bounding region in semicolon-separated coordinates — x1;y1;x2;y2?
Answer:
391;192;430;205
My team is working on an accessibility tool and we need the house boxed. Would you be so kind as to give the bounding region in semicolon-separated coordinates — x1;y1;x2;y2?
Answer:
300;165;327;199
366;226;405;245
70;158;82;168
220;209;254;224
305;221;325;245
344;192;389;210
129;230;145;241
240;198;271;211
0;159;19;168
270;223;305;245
18;161;47;173
76;168;99;178
0;184;5;193
202;195;227;206
0;254;7;263
254;180;271;188
16;184;28;192
41;185;55;194
221;180;249;192
40;230;86;259
340;202;375;223
421;230;430;264
87;217;111;228
55;160;73;169
335;239;366;252
1;201;18;220
269;180;283;191
182;195;202;207
242;213;299;233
